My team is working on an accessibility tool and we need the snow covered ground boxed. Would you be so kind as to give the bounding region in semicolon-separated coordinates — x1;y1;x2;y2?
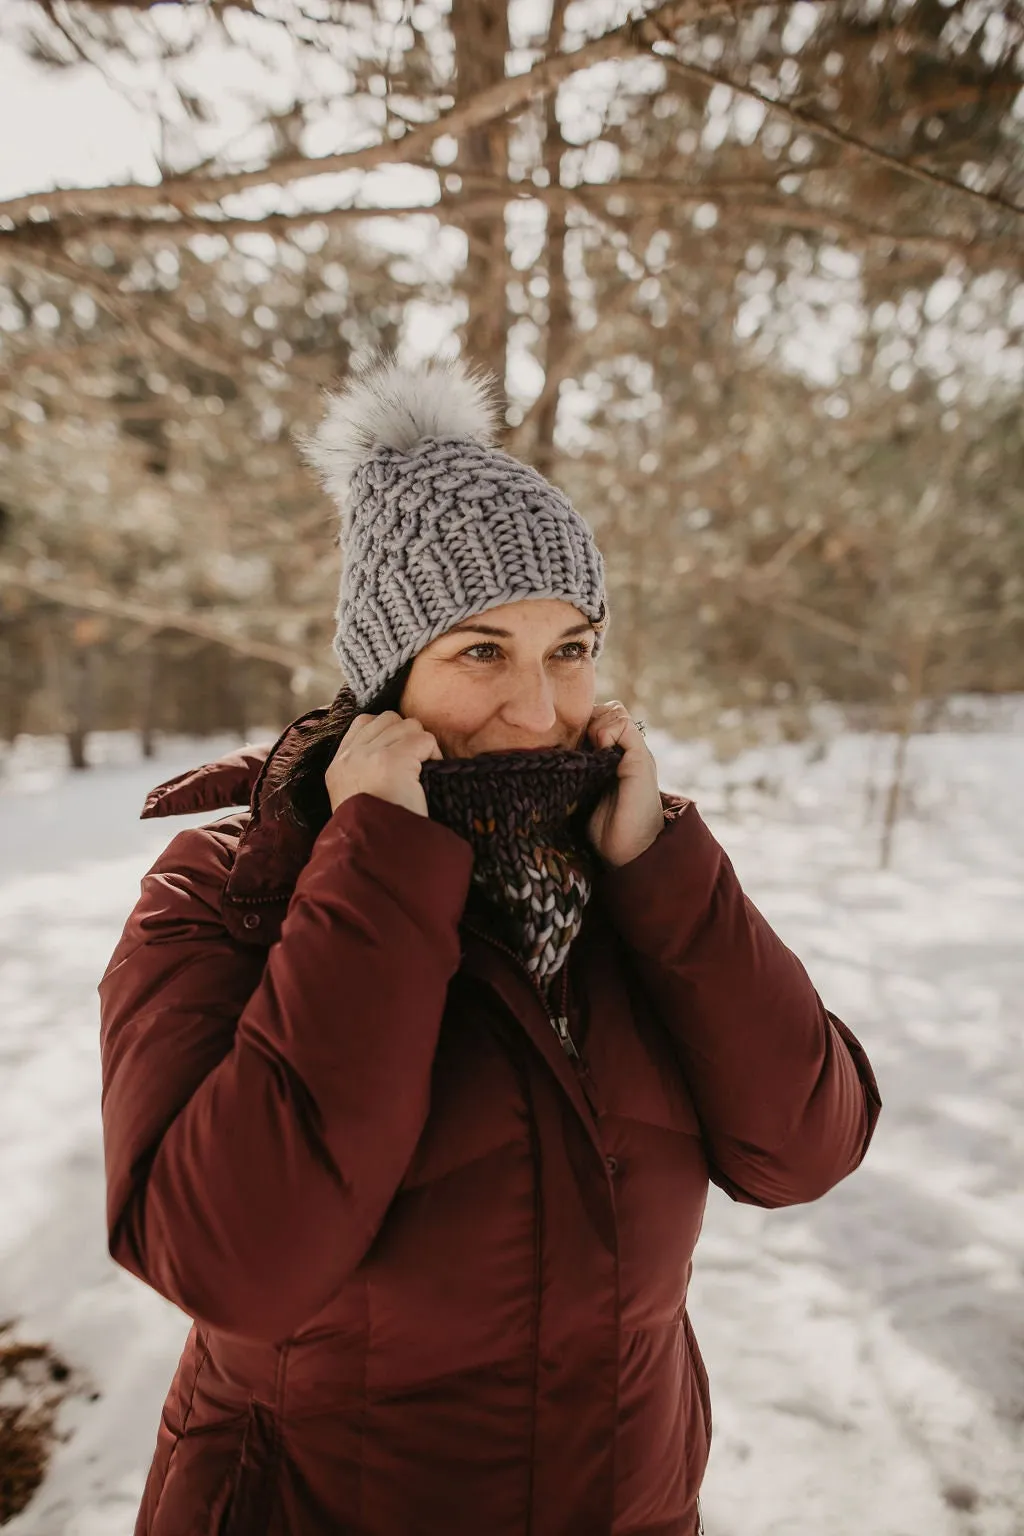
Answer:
1;707;1022;1536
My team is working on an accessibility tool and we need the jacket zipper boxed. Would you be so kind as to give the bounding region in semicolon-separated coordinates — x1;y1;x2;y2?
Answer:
551;1009;579;1061
462;922;600;1116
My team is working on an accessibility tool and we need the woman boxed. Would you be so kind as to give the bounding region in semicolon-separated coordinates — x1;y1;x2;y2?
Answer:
99;355;881;1536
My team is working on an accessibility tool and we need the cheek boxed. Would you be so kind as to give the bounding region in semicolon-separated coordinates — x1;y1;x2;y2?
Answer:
558;667;596;724
406;674;492;738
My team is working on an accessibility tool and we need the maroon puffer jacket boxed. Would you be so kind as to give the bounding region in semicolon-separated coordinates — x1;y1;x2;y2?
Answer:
98;719;881;1536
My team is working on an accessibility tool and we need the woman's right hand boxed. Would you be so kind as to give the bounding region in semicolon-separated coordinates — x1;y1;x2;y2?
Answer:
325;712;442;819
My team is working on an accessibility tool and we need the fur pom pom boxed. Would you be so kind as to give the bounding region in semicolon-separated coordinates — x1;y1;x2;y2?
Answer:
298;353;501;524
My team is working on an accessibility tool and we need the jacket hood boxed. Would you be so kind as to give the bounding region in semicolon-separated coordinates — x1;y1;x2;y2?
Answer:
140;709;329;822
140;711;331;948
141;744;272;820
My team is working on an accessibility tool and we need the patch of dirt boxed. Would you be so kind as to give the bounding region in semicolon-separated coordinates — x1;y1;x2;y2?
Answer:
0;1322;73;1525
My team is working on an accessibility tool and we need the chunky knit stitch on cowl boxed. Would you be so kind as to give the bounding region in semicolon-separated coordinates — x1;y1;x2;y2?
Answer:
422;743;623;989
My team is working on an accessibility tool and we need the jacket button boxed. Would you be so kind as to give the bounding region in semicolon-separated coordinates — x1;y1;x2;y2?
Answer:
242;912;261;930
605;1155;618;1175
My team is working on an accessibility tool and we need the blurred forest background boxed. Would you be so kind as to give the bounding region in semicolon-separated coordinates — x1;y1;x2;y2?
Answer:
0;0;1022;770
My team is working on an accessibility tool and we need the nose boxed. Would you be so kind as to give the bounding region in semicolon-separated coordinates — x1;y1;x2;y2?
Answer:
499;665;558;739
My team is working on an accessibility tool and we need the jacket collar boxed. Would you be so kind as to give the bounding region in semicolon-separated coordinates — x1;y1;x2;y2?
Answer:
141;710;328;946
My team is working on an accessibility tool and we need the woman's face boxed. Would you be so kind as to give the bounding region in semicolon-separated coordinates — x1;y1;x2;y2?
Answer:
399;597;598;759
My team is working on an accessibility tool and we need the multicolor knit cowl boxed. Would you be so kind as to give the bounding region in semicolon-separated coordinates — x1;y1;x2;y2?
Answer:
421;744;624;990
286;688;624;993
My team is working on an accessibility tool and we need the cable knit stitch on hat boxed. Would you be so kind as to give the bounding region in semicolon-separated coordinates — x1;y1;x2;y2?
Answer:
298;354;608;706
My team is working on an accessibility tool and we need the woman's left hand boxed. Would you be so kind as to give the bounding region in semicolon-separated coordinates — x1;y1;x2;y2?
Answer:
586;701;665;869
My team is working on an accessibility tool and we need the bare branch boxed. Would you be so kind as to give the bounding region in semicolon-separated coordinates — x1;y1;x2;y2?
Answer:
28;0;261;8
5;177;1018;268
0;564;338;683
648;48;1024;223
0;0;764;225
740;588;892;656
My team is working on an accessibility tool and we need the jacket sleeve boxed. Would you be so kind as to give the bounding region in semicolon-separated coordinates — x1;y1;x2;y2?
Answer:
598;798;881;1208
99;792;474;1342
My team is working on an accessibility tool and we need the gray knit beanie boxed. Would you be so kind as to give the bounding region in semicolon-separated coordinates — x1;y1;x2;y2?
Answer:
298;354;608;707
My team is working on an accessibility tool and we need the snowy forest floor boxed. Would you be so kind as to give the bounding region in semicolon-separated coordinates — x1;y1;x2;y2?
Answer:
1;704;1022;1536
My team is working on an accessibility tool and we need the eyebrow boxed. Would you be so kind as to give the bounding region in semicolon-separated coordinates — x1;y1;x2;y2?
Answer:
446;620;595;640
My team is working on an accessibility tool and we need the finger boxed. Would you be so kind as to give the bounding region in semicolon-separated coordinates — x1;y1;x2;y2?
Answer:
587;700;629;723
365;718;429;752
590;709;642;751
367;717;439;754
348;710;402;744
586;701;631;738
393;728;440;764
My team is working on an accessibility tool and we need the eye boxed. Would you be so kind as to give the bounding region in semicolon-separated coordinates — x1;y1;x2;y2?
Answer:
457;639;593;664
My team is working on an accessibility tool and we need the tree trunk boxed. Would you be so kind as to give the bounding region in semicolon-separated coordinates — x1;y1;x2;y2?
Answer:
879;624;932;870
231;660;250;743
66;641;99;771
138;643;159;759
0;616;34;744
534;0;570;475
276;665;297;731
450;0;510;384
